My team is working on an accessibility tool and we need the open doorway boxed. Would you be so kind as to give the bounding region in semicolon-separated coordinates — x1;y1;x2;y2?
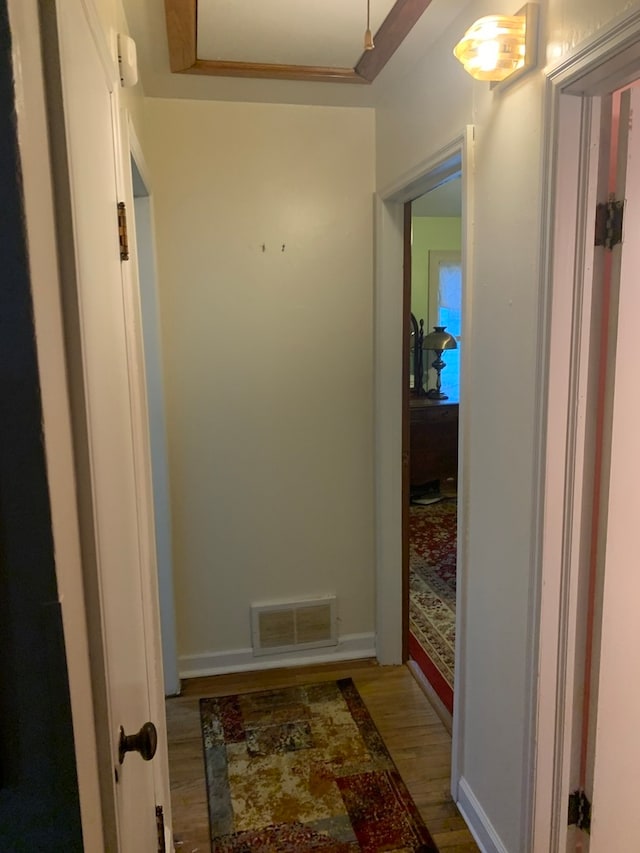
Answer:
405;178;462;717
128;148;180;698
374;129;473;802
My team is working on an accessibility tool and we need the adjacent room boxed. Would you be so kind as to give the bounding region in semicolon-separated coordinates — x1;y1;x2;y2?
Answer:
407;177;462;716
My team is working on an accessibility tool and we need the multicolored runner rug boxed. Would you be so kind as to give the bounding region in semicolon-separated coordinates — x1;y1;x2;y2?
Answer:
200;678;438;851
409;501;457;713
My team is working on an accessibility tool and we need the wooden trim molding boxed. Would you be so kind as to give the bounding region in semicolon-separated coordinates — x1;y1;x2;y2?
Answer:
188;60;367;85
164;0;196;72
401;200;412;663
164;0;434;84
356;0;433;83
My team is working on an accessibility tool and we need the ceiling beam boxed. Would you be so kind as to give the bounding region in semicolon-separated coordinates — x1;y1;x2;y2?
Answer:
356;0;435;82
165;0;196;72
164;0;432;84
188;60;368;85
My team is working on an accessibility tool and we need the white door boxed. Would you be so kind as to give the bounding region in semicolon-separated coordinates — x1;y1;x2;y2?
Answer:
586;83;640;848
53;1;165;848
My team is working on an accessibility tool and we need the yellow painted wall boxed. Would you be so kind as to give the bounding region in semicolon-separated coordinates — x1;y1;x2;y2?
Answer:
144;98;376;668
410;216;461;327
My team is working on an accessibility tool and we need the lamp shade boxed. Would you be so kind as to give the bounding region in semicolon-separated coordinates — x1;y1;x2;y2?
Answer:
453;13;526;82
423;326;457;351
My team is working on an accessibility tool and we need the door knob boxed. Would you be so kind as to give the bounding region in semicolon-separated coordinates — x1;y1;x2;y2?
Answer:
118;721;158;764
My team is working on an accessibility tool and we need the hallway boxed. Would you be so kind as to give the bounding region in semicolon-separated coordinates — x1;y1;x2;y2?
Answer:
166;660;478;851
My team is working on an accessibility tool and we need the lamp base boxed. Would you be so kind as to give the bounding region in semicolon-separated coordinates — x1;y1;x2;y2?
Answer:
426;388;449;400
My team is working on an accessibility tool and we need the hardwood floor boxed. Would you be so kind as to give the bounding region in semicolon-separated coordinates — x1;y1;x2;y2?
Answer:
166;659;479;852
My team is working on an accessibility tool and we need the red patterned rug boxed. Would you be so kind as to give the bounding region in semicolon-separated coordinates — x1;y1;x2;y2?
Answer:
409;501;457;713
200;679;438;851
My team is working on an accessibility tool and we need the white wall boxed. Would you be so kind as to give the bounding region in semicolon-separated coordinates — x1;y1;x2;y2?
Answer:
374;0;638;850
92;0;147;145
144;98;376;671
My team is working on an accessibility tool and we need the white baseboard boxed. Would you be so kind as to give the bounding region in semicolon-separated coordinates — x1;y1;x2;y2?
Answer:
456;777;509;853
178;632;376;679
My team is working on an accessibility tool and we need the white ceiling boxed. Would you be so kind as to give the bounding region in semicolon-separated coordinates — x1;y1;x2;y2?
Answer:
122;0;471;107
197;0;397;68
412;178;461;217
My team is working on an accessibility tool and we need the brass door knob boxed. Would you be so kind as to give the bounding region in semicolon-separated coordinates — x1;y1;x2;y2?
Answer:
118;721;158;764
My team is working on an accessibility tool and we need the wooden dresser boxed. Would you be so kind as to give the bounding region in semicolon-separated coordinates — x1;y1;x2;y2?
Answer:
409;397;459;487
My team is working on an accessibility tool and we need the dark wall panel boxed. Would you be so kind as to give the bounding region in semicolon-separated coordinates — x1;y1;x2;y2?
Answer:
0;3;83;849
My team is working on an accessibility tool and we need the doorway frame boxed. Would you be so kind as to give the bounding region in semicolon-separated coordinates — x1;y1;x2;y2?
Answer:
403;202;462;716
117;115;175;842
532;8;640;850
8;0;105;847
11;0;175;846
128;122;180;700
374;127;474;800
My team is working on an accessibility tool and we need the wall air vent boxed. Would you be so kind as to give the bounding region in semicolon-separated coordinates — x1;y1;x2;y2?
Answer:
250;596;337;656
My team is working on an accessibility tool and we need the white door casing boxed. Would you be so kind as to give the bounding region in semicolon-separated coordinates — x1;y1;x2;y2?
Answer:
374;129;474;813
533;90;611;853
126;124;180;701
118;119;175;836
534;9;640;850
587;83;640;848
7;0;105;846
45;0;169;848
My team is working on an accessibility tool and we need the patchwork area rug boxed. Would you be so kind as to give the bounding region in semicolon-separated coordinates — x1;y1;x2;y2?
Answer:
200;678;438;852
409;501;457;712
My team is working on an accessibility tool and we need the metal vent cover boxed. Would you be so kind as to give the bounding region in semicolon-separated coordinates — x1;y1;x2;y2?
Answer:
251;596;337;656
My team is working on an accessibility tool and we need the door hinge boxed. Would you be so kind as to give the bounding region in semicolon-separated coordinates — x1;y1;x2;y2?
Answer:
117;201;130;261
156;805;166;853
595;199;624;249
568;789;592;833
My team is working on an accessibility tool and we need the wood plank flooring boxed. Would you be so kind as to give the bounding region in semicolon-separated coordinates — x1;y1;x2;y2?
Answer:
166;659;479;852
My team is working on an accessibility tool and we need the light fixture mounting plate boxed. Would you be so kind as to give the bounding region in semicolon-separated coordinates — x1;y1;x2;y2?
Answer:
490;3;539;91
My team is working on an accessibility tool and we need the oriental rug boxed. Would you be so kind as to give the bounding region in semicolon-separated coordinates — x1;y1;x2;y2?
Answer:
200;678;438;852
409;501;457;713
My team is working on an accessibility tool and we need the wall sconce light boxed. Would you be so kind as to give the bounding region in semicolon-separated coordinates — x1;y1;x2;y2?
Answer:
423;326;457;400
453;3;538;87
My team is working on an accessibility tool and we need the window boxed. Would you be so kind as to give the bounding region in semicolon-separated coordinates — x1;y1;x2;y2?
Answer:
428;251;462;399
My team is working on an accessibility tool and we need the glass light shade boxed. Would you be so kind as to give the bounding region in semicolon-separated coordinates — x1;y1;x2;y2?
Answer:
423;326;457;352
453;14;526;82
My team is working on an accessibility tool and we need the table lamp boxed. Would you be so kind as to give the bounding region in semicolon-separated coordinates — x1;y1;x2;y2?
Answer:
423;326;457;400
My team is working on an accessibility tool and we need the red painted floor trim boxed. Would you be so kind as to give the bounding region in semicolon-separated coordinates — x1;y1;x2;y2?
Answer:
409;632;454;715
